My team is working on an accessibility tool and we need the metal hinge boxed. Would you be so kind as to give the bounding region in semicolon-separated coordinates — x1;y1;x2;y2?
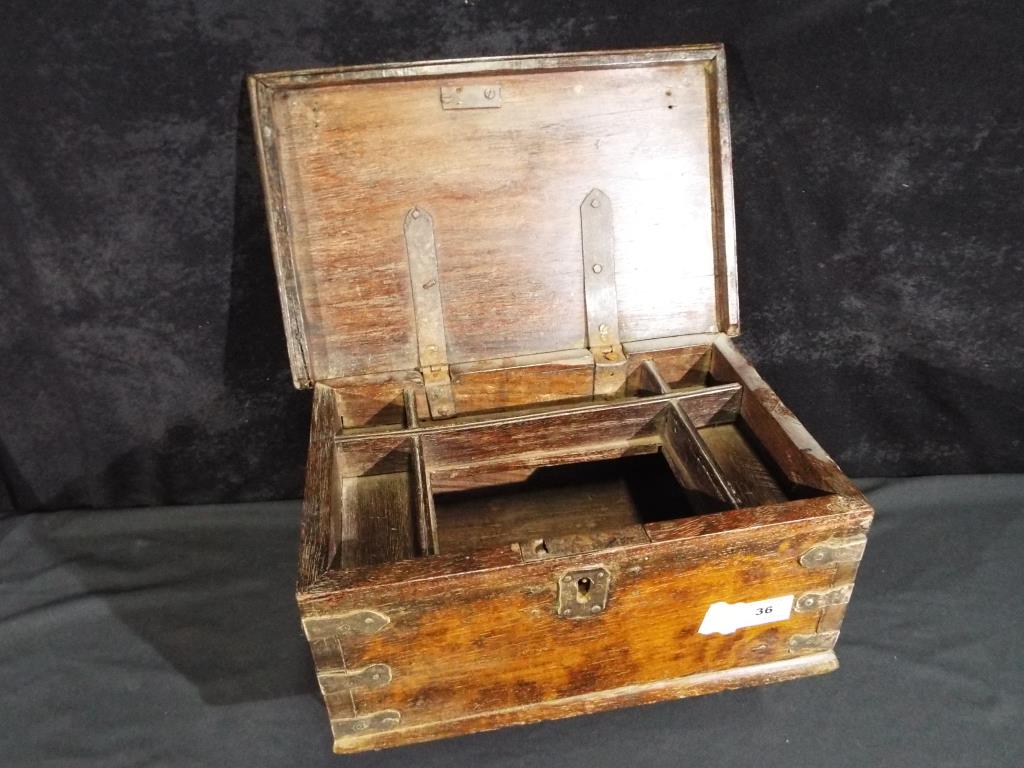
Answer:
319;664;393;695
580;188;626;398
302;610;390;641
799;534;868;569
788;631;840;653
794;584;854;613
404;206;456;419
331;710;402;740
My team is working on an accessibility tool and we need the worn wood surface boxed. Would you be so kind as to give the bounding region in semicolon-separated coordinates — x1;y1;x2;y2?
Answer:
304;498;870;752
710;336;861;498
334;473;416;570
296;383;343;591
659;397;741;511
250;47;736;387
335;382;742;477
701;423;790;507
330;652;837;753
434;453;688;555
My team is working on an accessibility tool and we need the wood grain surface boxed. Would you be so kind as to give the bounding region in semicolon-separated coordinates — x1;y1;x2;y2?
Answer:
251;47;736;386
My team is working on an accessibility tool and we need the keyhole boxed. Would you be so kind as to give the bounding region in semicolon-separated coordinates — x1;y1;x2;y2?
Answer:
577;577;592;596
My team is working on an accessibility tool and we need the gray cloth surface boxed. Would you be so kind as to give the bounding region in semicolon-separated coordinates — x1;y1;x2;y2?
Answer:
1;476;1021;767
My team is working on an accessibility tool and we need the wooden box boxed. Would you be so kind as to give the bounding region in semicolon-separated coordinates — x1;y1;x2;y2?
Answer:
249;45;872;754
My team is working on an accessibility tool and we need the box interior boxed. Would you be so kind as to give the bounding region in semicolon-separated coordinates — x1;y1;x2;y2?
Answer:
324;341;832;572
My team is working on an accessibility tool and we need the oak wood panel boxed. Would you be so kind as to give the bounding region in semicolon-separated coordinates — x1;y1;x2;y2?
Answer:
335;472;416;569
330;652;836;753
312;509;869;744
450;350;595;415
324;341;715;429
419;385;739;468
659;399;741;510
323;370;425;428
433;452;692;554
700;423;790;507
253;49;734;384
710;336;860;497
427;438;662;493
623;337;714;393
297;383;343;591
302;494;867;597
335;383;742;477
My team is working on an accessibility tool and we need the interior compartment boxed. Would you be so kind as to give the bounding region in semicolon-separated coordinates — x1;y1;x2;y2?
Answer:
327;343;832;570
433;453;701;556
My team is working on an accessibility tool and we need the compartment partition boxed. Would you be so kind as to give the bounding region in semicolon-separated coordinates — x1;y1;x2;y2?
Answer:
327;348;839;568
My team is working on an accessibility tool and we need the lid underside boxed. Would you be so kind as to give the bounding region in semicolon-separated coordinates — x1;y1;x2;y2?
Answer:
250;46;738;388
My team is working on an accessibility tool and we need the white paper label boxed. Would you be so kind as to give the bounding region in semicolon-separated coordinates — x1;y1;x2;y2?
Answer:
698;595;794;636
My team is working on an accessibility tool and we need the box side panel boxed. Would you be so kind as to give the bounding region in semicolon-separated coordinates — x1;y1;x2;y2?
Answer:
302;497;870;751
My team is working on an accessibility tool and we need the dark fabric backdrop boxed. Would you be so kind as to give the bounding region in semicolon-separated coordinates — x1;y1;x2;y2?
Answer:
1;0;1022;513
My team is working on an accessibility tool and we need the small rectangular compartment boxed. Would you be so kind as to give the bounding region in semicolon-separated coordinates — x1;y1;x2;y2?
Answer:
433;453;697;556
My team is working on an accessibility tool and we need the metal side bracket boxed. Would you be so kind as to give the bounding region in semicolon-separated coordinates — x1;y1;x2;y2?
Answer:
404;206;456;419
331;710;402;740
580;188;626;398
799;534;868;569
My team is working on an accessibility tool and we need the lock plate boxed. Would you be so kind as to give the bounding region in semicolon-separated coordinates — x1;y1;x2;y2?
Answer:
557;566;611;618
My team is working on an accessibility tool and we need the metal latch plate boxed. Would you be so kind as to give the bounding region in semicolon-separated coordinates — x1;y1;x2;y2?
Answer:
557;566;610;618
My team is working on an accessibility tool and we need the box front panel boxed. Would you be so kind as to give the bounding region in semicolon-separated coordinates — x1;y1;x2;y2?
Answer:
304;499;869;752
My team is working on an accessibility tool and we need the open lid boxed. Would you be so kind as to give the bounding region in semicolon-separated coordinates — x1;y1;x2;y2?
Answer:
250;45;738;389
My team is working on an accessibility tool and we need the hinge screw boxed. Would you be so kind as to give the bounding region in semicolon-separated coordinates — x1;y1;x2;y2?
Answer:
592;263;603;273
411;208;421;219
590;197;600;208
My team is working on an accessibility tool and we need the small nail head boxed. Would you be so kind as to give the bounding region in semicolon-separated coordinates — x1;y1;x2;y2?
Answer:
592;263;603;273
590;197;600;207
411;209;421;219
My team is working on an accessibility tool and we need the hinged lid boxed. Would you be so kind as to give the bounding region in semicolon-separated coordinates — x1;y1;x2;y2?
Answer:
250;45;738;389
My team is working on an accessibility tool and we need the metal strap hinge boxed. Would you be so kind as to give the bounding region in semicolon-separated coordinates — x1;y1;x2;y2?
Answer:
799;534;868;569
331;710;402;740
319;663;393;695
788;631;840;653
302;610;390;641
580;188;626;398
404;206;456;419
794;584;854;613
